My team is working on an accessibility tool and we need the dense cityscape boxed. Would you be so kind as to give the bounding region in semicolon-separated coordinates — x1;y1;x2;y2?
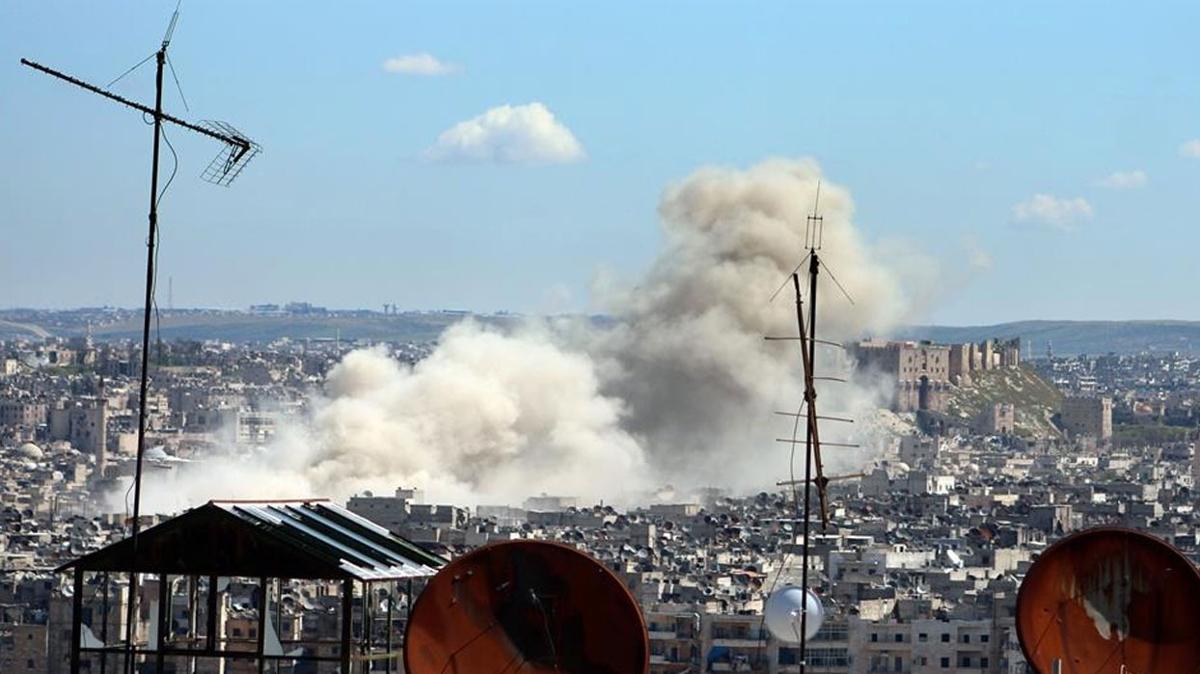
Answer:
1;312;1196;673
6;3;1199;672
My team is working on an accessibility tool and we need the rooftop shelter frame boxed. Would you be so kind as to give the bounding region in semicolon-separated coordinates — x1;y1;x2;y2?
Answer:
56;500;445;673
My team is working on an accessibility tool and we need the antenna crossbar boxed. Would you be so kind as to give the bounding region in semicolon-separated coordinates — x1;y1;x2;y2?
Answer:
774;411;854;423
764;336;844;348
775;439;860;448
776;472;865;486
21;18;258;674
20;58;250;152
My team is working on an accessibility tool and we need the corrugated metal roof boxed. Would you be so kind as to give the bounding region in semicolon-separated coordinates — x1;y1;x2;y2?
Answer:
58;499;447;581
212;500;445;581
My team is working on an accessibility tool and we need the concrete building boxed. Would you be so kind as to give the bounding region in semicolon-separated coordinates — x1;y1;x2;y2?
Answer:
46;398;108;471
0;400;46;431
852;338;1021;414
645;605;700;674
1060;396;1112;441
0;623;48;673
850;340;952;413
975;403;1015;435
523;494;580;512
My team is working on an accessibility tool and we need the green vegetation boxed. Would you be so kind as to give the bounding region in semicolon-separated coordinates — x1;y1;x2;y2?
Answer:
1113;424;1195;447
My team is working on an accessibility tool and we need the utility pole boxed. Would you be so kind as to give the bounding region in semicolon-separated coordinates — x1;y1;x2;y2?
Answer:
21;7;258;673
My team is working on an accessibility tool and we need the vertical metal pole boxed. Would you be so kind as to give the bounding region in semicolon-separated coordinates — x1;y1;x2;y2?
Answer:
156;575;168;673
188;576;198;673
385;581;394;674
793;273;813;674
806;253;824;529
362;581;372;664
256;577;267;674
275;578;283;669
100;573;110;674
206;576;218;654
72;569;84;674
125;46;165;674
801;253;823;674
341;579;353;674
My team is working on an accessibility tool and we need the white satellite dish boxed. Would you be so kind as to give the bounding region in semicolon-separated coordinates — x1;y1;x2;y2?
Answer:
764;585;824;643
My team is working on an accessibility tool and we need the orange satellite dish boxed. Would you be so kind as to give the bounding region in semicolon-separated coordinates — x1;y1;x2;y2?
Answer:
1016;527;1200;674
404;540;650;674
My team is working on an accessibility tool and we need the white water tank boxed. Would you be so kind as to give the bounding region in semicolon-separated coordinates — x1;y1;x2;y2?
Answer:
764;585;824;643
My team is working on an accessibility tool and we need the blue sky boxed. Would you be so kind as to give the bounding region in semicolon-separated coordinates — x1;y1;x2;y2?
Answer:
2;1;1197;325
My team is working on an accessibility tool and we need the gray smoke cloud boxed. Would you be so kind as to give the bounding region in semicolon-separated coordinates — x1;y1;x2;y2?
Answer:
130;158;929;512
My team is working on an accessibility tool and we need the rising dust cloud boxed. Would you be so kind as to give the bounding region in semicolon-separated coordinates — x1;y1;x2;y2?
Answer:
130;158;932;512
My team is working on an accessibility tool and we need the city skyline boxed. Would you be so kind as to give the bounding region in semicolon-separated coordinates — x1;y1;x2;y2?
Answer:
3;1;1198;325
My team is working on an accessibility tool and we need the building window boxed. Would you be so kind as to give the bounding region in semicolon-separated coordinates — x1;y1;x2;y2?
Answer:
941;657;950;668
961;633;970;643
981;657;990;668
918;633;928;642
871;633;878;642
980;633;989;643
941;633;950;643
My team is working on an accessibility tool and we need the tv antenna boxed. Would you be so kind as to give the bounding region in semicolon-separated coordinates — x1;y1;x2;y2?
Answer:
20;5;259;674
761;180;859;673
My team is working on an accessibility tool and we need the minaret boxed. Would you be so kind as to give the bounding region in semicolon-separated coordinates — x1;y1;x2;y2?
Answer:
96;375;108;474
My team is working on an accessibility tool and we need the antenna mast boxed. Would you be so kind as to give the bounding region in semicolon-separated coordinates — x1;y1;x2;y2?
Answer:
763;180;860;674
20;6;259;674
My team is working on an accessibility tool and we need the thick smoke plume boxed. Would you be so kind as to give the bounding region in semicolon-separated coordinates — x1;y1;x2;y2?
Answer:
132;159;926;512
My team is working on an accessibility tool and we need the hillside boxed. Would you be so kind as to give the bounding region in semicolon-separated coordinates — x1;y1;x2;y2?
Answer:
76;313;499;343
940;365;1064;438
0;310;518;344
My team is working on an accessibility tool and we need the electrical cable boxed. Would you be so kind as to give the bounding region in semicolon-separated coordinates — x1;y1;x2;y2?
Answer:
149;122;179;363
817;260;855;306
768;251;811;305
166;55;189;111
106;51;157;88
755;398;807;661
123;120;177;515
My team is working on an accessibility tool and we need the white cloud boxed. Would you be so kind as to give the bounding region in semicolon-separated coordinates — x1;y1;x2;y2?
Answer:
383;53;460;76
1096;170;1147;189
1012;194;1093;231
425;102;585;164
1181;139;1200;158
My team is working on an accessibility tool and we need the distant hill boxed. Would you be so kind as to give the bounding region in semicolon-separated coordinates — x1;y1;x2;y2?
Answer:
2;310;1196;354
75;312;520;344
0;310;518;344
893;320;1200;356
